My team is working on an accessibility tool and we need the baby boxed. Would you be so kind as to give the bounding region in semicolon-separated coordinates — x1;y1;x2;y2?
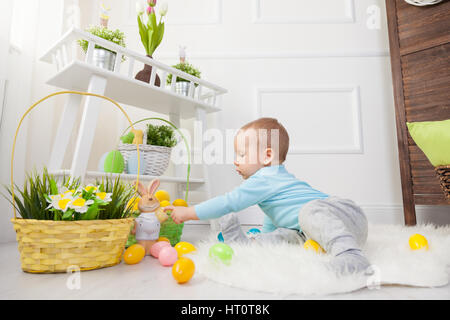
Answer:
164;117;371;275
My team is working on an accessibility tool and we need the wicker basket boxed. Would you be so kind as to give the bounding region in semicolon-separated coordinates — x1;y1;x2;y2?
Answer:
435;165;450;201
118;143;171;176
9;91;141;273
12;218;134;273
119;117;192;246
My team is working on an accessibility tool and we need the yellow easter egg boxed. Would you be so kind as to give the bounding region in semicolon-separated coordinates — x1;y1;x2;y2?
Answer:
158;237;170;243
123;244;145;265
174;241;196;257
409;234;429;250
173;198;188;207
159;200;171;207
304;239;325;254
155;190;170;202
126;197;140;212
172;257;195;284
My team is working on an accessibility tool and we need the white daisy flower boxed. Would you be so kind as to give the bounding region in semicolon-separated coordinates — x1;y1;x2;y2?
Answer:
70;197;95;213
46;194;74;212
84;185;99;193
95;191;112;203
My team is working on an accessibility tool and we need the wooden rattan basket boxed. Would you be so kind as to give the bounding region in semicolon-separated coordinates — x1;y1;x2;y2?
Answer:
12;218;135;273
10;91;140;273
435;165;450;201
118;143;171;176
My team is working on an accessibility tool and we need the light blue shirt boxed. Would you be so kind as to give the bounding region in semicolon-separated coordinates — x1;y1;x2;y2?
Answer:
194;164;329;232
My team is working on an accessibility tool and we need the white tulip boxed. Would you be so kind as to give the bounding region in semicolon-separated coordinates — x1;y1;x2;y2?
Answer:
136;1;145;15
159;2;168;16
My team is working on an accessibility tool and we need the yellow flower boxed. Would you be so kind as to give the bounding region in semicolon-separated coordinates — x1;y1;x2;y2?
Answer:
70;197;94;213
96;192;112;202
46;194;74;212
84;185;98;193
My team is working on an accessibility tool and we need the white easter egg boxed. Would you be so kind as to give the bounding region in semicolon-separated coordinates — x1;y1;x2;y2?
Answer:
98;152;109;172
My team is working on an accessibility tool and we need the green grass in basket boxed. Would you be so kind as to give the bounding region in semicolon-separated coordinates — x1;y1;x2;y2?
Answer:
2;167;137;221
3;168;81;220
146;124;178;147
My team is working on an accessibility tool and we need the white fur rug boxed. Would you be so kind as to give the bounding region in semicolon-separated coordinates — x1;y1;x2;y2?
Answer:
187;224;450;296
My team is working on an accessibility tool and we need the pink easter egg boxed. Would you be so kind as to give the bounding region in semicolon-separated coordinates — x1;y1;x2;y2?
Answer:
158;246;178;266
150;241;171;258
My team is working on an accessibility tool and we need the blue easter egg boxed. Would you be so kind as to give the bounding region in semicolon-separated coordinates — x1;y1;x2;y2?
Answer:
217;232;224;242
247;228;261;235
98;152;109;172
127;150;146;175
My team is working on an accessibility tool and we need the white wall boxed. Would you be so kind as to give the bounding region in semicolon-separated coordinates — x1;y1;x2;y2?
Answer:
1;0;448;244
107;0;448;225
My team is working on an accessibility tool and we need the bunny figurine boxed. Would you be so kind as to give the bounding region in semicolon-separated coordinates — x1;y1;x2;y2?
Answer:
131;179;169;255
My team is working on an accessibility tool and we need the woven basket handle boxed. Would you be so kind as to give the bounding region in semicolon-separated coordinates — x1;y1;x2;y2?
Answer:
10;90;141;219
120;117;192;203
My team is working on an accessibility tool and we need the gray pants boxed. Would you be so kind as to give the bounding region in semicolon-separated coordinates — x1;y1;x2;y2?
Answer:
218;196;370;274
298;196;368;256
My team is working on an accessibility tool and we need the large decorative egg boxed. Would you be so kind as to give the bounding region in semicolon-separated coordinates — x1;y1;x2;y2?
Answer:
104;150;125;173
126;150;146;175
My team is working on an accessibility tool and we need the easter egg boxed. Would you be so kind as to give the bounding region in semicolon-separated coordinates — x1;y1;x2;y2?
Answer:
150;241;171;258
409;234;429;250
159;200;171;207
123;244;145;265
173;198;188;207
126;197;140;212
159;246;178;266
217;232;224;242
98;152;109;172
304;239;325;253
126;150;146;175
158;237;170;243
155;190;170;202
172;257;195;284
209;243;234;266
174;241;196;257
104;150;125;173
246;228;261;235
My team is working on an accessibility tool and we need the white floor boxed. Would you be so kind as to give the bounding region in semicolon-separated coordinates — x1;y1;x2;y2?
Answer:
1;224;449;300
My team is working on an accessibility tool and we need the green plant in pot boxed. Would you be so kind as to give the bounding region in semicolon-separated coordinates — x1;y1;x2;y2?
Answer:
135;0;168;85
166;61;201;97
78;25;126;71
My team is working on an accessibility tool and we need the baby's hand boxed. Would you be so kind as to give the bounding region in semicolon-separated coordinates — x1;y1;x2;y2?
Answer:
163;205;198;224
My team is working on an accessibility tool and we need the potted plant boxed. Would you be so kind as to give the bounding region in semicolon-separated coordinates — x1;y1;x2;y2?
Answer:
135;0;168;85
166;46;201;96
78;25;126;71
3;168;136;273
167;61;201;97
119;122;177;176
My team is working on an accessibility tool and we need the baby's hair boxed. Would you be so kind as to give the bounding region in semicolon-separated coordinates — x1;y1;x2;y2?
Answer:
239;117;289;163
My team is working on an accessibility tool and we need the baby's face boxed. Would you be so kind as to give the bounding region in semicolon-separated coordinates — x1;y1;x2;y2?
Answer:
233;130;266;179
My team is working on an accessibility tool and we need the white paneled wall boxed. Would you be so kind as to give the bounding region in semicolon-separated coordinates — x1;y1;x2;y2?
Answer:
12;0;446;238
96;0;449;225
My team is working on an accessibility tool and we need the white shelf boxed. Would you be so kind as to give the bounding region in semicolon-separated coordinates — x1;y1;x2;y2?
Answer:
50;170;204;185
40;27;224;194
40;27;227;119
46;61;222;119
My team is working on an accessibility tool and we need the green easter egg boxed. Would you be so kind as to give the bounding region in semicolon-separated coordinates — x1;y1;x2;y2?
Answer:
104;150;125;173
209;243;234;266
